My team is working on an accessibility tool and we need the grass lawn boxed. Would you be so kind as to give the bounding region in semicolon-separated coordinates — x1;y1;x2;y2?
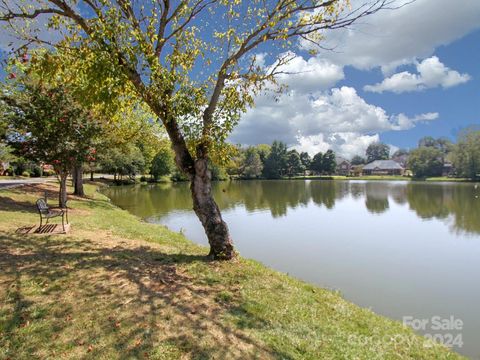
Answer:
347;175;409;181
291;175;409;181
423;177;474;182
0;176;25;180
290;175;477;182
0;182;463;359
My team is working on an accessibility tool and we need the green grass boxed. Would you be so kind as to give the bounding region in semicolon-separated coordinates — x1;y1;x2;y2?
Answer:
291;175;409;181
0;182;463;359
423;177;474;182
290;175;478;182
0;175;25;180
348;175;409;181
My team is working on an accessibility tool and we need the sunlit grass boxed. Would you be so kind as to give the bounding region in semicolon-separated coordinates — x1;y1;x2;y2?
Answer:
0;182;463;359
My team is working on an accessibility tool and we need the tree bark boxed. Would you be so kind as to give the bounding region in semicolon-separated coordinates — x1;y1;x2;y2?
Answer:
73;163;85;196
190;158;234;260
90;170;94;181
59;172;68;208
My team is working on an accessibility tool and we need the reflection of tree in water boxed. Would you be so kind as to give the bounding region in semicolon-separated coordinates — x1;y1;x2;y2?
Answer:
407;184;451;220
407;183;480;235
390;184;408;205
350;182;365;199
218;180;310;218
103;183;191;218
448;185;480;234
364;182;390;214
105;181;480;235
310;181;338;209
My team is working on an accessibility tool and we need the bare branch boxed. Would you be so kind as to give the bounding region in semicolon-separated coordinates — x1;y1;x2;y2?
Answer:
0;7;66;21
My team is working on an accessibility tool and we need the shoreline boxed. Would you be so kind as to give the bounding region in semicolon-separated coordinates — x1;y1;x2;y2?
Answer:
0;182;463;359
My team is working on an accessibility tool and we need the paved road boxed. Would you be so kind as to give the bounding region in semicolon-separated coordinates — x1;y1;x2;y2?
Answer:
0;178;50;189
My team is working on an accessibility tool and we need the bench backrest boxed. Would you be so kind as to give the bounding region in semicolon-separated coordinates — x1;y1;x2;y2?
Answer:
36;199;49;214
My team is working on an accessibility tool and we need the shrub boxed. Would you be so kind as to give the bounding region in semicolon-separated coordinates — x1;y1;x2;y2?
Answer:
14;159;28;175
31;165;43;177
171;170;188;182
43;169;56;177
21;171;30;177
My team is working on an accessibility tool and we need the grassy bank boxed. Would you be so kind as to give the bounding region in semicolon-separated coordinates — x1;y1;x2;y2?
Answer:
290;175;475;182
0;183;462;359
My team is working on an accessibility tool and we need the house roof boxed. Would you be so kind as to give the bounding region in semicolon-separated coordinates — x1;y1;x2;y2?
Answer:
336;157;350;165
363;160;404;170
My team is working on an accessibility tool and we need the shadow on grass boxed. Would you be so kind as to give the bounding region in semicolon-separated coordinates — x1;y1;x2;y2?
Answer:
0;196;38;213
0;232;284;359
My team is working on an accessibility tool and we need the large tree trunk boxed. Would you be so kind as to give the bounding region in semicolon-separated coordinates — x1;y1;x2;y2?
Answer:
190;159;234;260
147;103;235;260
73;164;85;196
59;172;68;208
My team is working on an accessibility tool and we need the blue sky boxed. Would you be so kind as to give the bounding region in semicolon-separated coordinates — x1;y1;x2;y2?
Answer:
358;28;480;150
1;0;479;159
229;0;480;158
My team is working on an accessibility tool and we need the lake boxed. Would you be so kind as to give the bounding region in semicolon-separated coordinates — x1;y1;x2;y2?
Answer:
103;180;480;358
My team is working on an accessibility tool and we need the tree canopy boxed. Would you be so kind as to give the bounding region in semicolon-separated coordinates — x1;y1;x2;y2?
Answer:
453;128;480;180
366;142;390;163
2;83;102;206
408;147;443;179
0;0;400;258
263;140;288;179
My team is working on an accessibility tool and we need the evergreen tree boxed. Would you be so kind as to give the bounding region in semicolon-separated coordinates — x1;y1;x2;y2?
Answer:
310;152;324;174
242;147;263;179
262;141;288;179
286;150;304;177
322;150;336;175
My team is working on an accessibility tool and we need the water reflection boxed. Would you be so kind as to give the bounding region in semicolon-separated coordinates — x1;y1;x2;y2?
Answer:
104;180;480;235
104;180;480;358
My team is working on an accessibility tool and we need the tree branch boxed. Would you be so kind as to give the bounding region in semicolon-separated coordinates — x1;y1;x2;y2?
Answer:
0;7;66;21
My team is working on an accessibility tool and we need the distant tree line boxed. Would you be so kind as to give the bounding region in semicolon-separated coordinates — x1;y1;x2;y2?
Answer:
225;141;337;179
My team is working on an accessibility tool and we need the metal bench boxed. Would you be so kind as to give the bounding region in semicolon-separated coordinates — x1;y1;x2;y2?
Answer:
36;198;69;232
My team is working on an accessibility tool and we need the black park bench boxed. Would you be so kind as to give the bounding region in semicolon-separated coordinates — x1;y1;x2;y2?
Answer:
36;198;69;232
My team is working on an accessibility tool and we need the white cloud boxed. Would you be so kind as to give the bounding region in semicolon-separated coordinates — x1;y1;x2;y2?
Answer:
231;85;439;158
231;0;477;157
390;112;439;130
302;0;480;71
364;57;471;93
273;54;344;94
292;133;380;159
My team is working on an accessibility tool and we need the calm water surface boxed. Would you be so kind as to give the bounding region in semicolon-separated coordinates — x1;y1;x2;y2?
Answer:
104;180;480;358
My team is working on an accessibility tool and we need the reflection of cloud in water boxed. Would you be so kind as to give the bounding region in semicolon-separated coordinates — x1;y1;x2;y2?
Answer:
104;180;480;236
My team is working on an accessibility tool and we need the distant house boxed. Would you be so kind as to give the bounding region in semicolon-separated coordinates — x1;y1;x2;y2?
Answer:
351;165;364;177
442;162;455;177
336;157;351;176
362;160;404;176
392;154;408;169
